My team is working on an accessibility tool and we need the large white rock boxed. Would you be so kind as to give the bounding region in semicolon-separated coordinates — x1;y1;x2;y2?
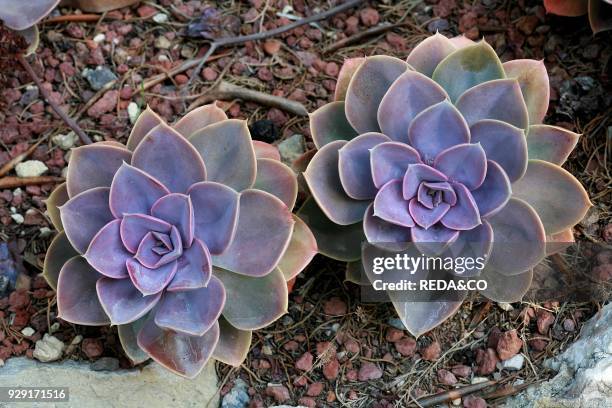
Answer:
33;334;64;363
0;357;219;407
15;161;48;178
506;303;612;408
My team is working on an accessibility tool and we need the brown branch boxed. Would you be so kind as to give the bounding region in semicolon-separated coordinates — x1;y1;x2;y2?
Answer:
187;81;308;116
0;138;46;177
44;14;107;24
0;176;64;189
18;55;92;145
185;0;365;89
323;22;405;53
415;380;496;407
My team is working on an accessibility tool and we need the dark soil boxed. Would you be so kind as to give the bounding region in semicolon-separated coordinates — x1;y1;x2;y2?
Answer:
0;0;610;407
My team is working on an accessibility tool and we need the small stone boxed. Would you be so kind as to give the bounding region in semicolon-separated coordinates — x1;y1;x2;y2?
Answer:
500;354;525;371
88;90;119;118
475;348;499;375
497;330;523;360
127;102;140;125
463;395;487;408
298;397;316;408
11;214;24;224
265;385;290;403
92;33;106;43
471;377;490;384
306;382;324;397
262;345;273;355
322;358;339;380
277;134;305;165
33;334;64;362
395;337;416;357
82;338;104;359
421;341;441;361
358;362;383;381
20;327;35;337
528;339;548;351
324;62;339;77
451;365;472;378
438;369;457;385
516;15;540;35
359;8;380;26
155;36;172;49
52;132;78;150
563;318;576;332
536;310;555;335
323;297;347;316
202;67;218;81
16;161;48;178
152;13;169;23
295;352;313;371
137;5;156;18
90;357;120;371
82;66;118;91
221;378;249;408
263;39;281;55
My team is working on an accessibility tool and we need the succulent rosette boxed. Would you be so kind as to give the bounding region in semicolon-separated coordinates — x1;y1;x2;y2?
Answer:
43;104;316;378
300;34;591;336
544;0;612;34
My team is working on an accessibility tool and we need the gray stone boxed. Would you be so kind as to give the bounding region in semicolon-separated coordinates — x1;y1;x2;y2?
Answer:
0;357;219;407
82;66;118;91
221;378;249;408
155;36;172;49
506;303;612;408
15;160;48;178
500;354;524;371
52;132;78;150
33;334;64;363
90;357;119;372
277;134;305;166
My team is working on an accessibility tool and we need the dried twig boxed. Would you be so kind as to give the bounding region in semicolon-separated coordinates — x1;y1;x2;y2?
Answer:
0;138;46;177
17;55;92;145
187;81;308;116
185;0;365;89
415;380;496;407
0;176;64;189
44;14;107;24
323;22;405;53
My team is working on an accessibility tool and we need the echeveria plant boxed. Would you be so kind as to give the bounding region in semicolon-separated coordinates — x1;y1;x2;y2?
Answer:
43;104;316;378
545;0;612;33
300;33;591;336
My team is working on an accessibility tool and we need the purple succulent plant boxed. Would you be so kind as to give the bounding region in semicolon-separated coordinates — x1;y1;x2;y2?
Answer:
544;0;612;34
43;104;316;378
299;34;591;336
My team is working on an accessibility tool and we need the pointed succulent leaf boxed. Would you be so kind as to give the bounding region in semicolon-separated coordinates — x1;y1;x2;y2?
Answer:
373;180;415;228
97;277;162;324
173;103;228;138
432;41;505;102
277;215;318;281
392;299;466;338
60;187;114;253
85;220;131;279
434;144;487;190
403;164;447;200
0;0;59;30
334;57;366;101
188;182;239;255
503;59;550;124
471;160;511;217
310;101;359;149
43;231;78;290
455;79;529;129
46;183;68;231
155;275;225;336
212;317;253;366
345;56;410;133
304;140;370;225
546;228;574;255
126;106;163;151
512;160;591;235
370;142;422;189
448;35;476;49
132;123;206;193
215;267;287;330
117;315;149;365
339;133;390;199
66;144;132;198
449;221;493;277
364;203;412;247
526;125;580;165
57;256;110;325
408;100;470;161
252;141;281;161
487;198;546;275
440;183;481;230
544;0;588;16
297;197;364;262
409;199;450;229
151;194;195;248
109;163;170;218
134;226;182;269
411;224;459;246
213;190;293;277
120;214;170;253
137;317;219;379
167;238;212;291
480;267;533;303
253;158;298;209
189;119;256;191
406;33;457;77
470;119;528;182
378;71;448;142
126;258;178;296
589;0;612;33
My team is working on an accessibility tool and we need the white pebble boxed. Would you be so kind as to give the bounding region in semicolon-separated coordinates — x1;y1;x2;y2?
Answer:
152;13;169;23
471;376;489;384
21;327;35;337
11;214;24;224
501;354;525;371
39;227;53;238
52;132;78;150
33;334;65;363
93;33;106;43
127;102;140;125
15;160;48;178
